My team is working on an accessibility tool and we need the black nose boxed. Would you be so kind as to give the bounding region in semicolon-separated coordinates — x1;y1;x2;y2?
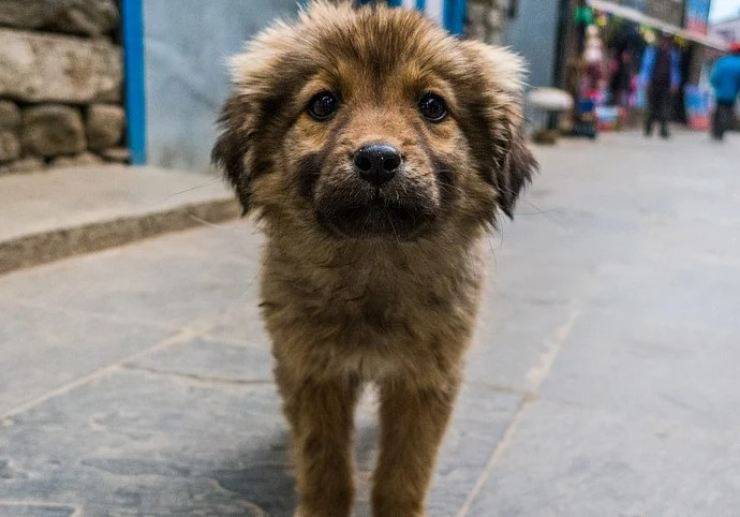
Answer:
353;144;402;186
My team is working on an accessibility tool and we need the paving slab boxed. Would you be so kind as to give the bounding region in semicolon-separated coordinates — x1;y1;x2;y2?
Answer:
541;306;740;432
0;220;257;329
124;335;274;384
426;386;524;516
0;300;172;416
0;165;240;274
465;399;740;517
0;369;288;516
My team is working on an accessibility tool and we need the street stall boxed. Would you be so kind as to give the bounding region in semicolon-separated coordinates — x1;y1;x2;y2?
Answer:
563;0;727;136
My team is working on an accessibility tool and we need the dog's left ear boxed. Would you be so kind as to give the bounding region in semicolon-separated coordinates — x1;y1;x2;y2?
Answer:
459;41;538;219
212;93;253;213
497;131;537;218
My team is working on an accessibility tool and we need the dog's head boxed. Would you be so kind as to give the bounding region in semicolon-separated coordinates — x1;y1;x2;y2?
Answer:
213;1;536;241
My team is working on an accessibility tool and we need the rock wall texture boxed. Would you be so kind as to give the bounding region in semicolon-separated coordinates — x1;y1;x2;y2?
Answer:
645;0;684;27
466;0;508;45
0;0;127;175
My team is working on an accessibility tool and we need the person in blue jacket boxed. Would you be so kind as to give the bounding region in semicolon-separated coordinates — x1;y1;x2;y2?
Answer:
640;33;682;138
710;42;740;141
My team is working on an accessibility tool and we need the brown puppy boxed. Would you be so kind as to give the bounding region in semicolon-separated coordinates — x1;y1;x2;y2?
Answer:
212;2;536;515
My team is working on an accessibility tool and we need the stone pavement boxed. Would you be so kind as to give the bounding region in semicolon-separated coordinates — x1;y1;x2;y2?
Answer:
1;131;739;516
0;165;238;274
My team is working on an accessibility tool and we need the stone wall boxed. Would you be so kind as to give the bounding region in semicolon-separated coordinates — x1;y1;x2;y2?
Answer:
645;0;685;27
613;0;686;27
0;0;127;175
466;0;508;45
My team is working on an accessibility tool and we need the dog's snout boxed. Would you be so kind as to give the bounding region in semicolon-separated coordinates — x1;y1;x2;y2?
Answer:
353;144;401;186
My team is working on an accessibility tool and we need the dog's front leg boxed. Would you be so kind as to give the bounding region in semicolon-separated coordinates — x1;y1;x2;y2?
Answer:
279;372;360;517
371;377;460;517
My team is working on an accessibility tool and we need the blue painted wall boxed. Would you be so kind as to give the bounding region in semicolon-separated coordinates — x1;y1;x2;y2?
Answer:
142;0;299;171
504;0;561;88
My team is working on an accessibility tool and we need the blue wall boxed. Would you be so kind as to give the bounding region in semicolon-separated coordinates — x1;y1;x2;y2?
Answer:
504;0;561;88
142;0;300;171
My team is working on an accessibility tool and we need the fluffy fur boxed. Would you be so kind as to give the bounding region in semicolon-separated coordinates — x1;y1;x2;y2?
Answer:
212;2;536;515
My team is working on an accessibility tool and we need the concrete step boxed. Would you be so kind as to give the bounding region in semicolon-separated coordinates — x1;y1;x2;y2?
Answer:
0;165;240;275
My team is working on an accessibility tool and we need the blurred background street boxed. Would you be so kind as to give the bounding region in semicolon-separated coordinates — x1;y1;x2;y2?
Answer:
2;131;739;516
1;0;739;515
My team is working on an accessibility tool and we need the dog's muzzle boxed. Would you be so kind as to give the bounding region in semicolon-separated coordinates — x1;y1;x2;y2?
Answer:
316;183;436;241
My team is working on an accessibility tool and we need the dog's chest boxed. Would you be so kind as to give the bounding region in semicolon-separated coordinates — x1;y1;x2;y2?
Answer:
306;265;439;331
260;242;485;381
265;249;480;336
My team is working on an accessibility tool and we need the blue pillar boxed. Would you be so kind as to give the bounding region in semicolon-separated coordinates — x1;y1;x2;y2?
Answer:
121;0;147;165
444;0;466;36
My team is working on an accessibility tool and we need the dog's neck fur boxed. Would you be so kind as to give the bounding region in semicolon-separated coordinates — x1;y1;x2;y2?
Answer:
260;217;487;321
265;213;484;279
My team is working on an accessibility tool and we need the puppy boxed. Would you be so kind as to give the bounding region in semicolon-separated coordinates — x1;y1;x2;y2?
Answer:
212;2;536;515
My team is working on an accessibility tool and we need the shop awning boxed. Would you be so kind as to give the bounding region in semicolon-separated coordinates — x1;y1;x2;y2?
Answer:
588;0;728;51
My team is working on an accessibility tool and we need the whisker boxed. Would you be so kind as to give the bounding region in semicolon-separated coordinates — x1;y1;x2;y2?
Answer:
168;178;222;198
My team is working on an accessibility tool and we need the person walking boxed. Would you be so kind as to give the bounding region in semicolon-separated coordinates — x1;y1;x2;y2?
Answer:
640;34;681;138
710;42;740;141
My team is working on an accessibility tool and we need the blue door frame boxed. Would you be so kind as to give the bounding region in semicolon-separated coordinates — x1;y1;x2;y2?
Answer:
443;0;466;36
121;0;147;165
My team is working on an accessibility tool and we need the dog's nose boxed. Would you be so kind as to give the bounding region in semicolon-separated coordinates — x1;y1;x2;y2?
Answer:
353;144;401;186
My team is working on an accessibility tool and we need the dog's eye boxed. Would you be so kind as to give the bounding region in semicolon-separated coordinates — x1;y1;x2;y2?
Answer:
307;91;340;121
418;93;448;123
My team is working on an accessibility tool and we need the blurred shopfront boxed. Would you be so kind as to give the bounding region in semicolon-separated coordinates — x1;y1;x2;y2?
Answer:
554;0;727;133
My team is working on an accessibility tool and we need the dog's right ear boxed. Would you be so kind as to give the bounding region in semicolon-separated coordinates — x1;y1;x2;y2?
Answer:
212;93;253;213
